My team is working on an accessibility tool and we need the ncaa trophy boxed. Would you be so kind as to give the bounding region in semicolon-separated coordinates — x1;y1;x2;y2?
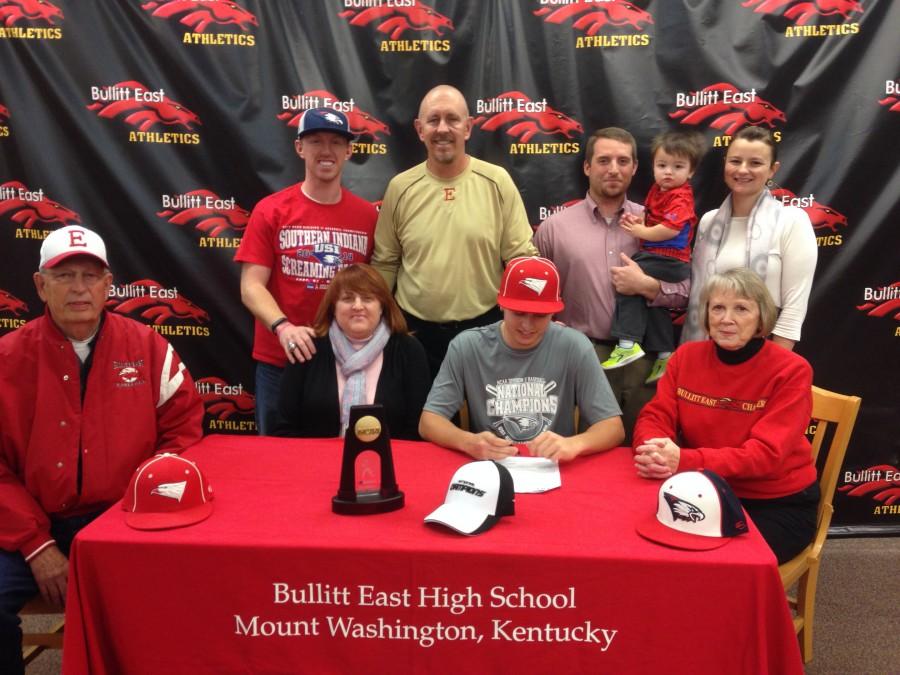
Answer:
332;404;404;514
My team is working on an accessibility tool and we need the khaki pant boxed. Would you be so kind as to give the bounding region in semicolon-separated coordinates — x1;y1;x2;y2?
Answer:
592;343;656;446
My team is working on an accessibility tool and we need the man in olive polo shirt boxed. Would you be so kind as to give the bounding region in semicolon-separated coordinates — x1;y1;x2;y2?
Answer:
372;84;537;378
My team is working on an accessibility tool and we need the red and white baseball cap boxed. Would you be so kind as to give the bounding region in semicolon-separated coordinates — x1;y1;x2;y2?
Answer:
123;453;214;530
39;225;109;269
497;256;564;314
425;461;515;536
636;470;748;550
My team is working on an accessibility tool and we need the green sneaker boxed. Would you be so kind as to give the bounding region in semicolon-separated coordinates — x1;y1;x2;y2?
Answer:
645;356;670;384
601;343;645;369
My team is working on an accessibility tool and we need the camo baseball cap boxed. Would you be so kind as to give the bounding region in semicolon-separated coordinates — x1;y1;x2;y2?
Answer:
296;107;354;140
39;225;109;269
497;256;564;314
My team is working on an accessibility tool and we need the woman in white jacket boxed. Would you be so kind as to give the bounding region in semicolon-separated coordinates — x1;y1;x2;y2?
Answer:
682;126;817;350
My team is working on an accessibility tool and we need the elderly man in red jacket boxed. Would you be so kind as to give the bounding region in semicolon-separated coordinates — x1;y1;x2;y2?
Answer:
0;225;203;675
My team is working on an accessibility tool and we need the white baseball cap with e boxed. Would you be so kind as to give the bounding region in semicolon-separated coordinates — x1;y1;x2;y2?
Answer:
39;225;108;269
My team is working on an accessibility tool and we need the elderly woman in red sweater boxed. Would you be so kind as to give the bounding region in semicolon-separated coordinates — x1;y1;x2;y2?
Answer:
633;268;818;563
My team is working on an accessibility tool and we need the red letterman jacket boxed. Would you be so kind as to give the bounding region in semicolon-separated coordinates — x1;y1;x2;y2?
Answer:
0;310;203;559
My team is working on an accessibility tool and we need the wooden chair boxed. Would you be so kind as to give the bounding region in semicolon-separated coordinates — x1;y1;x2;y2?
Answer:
20;595;65;666
779;385;861;663
459;400;470;432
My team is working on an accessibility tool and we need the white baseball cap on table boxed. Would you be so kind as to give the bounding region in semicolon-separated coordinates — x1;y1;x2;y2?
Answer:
425;460;515;536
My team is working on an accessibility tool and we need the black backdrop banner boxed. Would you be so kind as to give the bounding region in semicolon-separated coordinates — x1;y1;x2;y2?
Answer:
1;0;898;533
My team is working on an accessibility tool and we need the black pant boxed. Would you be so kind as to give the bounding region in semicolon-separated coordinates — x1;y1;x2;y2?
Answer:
741;482;820;564
1;511;103;675
403;306;502;381
612;252;690;353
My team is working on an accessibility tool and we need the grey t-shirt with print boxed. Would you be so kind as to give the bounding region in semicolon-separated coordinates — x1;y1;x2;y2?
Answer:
424;321;621;441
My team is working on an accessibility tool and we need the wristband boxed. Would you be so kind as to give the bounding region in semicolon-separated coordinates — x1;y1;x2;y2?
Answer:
270;317;288;333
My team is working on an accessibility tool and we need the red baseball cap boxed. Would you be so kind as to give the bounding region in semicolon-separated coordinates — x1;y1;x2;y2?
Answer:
122;453;214;530
497;256;564;314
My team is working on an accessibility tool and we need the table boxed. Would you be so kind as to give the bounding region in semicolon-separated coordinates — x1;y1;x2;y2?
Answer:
63;435;803;674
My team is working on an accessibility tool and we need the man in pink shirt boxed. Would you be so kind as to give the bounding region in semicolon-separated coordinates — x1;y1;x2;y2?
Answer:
534;128;689;442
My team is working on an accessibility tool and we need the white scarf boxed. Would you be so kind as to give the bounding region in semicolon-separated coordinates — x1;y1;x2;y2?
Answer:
682;188;786;343
329;320;390;436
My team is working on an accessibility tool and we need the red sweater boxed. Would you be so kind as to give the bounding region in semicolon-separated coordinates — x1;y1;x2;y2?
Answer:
633;340;816;499
0;311;203;558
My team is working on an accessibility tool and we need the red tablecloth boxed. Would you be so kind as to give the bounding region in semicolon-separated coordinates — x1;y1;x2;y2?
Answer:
63;435;802;675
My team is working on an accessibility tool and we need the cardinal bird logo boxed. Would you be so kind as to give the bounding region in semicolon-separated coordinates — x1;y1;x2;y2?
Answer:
0;181;81;229
769;189;848;234
0;0;63;26
277;91;391;141
879;95;900;113
669;83;785;135
87;81;201;132
141;0;258;32
856;282;900;321
107;281;209;325
664;492;706;523
741;0;863;26
839;465;900;505
473;92;583;143
533;0;653;34
0;289;28;316
156;190;249;237
196;377;256;420
338;0;453;40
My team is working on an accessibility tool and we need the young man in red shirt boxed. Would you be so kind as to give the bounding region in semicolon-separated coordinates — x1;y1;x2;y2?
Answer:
235;108;377;434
